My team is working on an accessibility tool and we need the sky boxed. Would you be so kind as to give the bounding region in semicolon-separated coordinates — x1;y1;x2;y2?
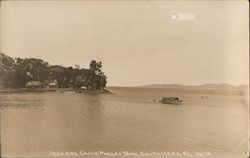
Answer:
0;1;249;86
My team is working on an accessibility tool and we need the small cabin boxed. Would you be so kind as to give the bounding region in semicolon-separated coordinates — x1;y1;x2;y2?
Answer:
43;80;58;88
25;81;42;89
48;80;58;88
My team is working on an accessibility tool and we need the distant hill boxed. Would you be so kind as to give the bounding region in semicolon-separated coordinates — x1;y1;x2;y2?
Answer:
196;83;238;90
139;83;248;93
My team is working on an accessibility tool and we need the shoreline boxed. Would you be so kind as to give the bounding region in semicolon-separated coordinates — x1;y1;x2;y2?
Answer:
0;88;112;94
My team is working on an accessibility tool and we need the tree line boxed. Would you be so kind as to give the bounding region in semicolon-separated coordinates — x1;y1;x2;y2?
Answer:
0;53;107;90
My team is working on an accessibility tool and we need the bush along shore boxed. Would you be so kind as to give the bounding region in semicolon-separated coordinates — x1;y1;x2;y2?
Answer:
0;52;111;94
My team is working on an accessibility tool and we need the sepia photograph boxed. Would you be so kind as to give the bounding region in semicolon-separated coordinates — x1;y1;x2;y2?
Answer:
0;0;249;158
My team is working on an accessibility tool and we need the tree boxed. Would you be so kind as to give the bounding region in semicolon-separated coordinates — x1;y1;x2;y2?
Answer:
0;53;108;89
87;60;107;90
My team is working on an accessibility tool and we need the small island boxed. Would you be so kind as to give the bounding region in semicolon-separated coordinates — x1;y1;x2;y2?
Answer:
0;53;111;94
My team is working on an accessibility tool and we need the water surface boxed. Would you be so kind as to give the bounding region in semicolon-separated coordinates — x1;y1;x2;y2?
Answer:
0;87;248;158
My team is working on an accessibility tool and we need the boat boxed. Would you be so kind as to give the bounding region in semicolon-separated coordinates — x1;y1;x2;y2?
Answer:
160;97;183;105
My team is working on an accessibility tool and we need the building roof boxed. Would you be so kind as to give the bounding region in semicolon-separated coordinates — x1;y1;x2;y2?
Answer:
26;81;41;86
49;82;57;86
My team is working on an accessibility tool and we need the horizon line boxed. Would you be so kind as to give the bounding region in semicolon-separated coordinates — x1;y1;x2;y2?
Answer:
107;82;249;88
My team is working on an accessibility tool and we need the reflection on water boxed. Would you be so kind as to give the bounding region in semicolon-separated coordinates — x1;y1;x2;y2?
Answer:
0;88;248;158
0;94;45;109
1;101;44;109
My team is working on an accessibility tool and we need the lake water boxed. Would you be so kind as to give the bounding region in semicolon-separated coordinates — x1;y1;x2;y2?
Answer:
0;87;248;158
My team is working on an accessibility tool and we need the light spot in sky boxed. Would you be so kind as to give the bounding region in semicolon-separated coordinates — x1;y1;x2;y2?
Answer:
171;14;178;20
